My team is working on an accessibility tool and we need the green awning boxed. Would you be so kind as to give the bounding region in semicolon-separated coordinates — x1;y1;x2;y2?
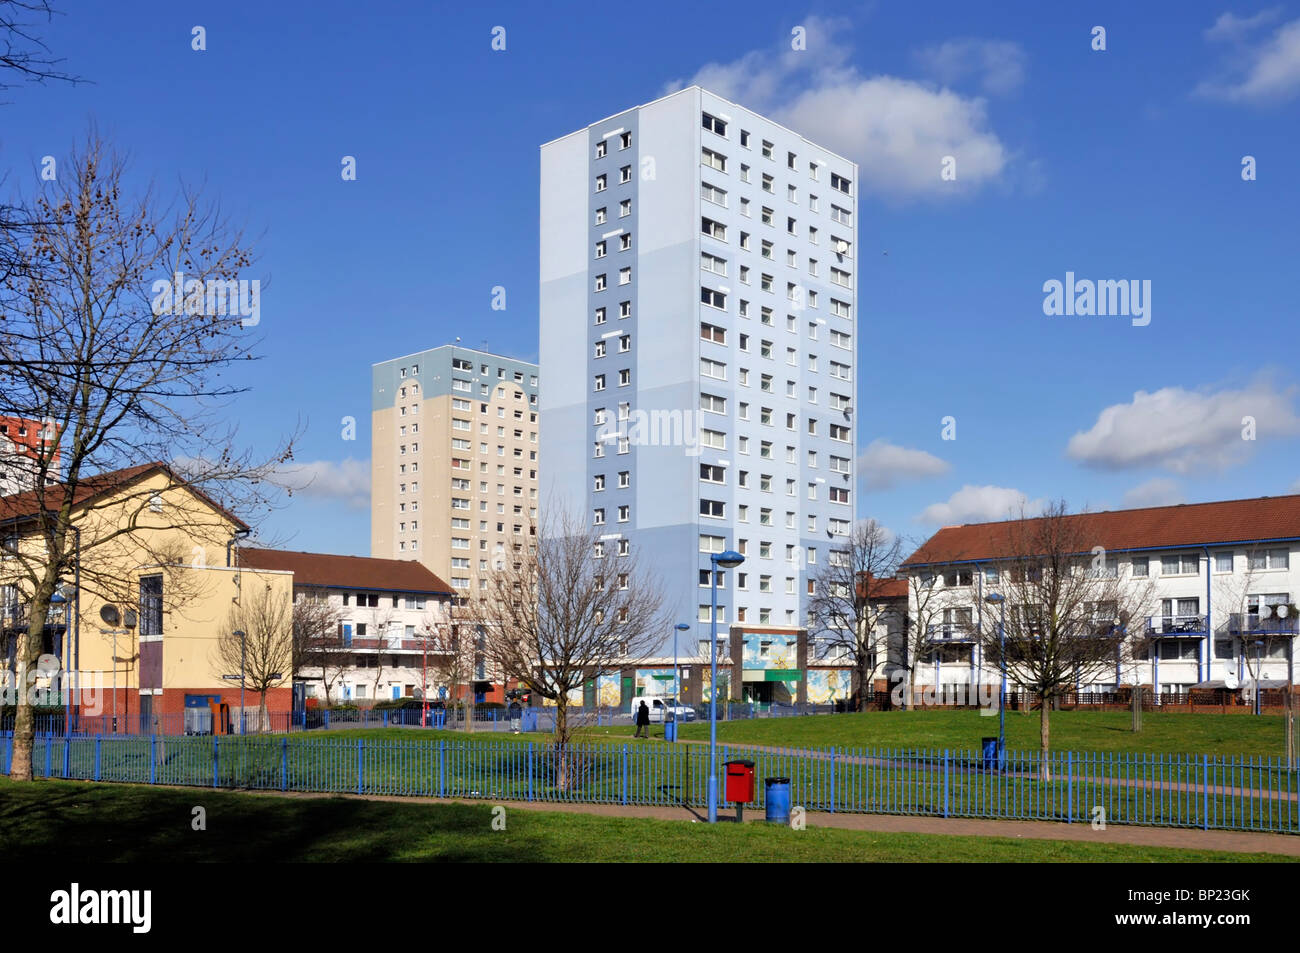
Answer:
742;669;803;682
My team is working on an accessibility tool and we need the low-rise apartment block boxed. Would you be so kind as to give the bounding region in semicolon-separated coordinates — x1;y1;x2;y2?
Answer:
897;495;1300;700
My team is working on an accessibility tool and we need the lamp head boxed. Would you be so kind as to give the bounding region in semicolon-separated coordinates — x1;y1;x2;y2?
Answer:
984;592;1005;605
713;550;744;570
675;623;691;631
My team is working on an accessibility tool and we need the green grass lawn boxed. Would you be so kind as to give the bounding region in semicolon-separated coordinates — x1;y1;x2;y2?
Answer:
571;709;1295;757
0;777;1291;862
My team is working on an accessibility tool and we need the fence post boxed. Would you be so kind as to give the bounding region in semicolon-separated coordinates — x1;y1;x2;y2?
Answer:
438;739;445;798
621;744;629;806
44;733;52;778
94;734;102;782
281;736;289;792
212;735;218;787
324;709;330;730
528;742;535;802
943;749;950;818
829;747;837;813
383;710;389;728
356;738;364;795
150;735;157;784
1202;754;1209;831
62;736;70;779
1066;751;1073;823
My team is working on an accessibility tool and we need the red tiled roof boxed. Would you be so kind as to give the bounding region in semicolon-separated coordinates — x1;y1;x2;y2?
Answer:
902;494;1300;568
239;547;453;595
858;573;908;600
0;461;248;530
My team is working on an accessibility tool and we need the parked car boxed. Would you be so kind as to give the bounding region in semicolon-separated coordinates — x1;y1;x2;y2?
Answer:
629;696;695;723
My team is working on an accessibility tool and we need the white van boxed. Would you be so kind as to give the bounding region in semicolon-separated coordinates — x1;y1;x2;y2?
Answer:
629;696;695;723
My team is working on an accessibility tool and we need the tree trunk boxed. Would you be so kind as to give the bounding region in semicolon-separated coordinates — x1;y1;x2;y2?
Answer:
1039;699;1051;782
907;669;918;710
9;585;55;782
555;699;569;790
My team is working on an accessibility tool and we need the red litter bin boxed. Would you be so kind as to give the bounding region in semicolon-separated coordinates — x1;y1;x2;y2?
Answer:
724;759;755;821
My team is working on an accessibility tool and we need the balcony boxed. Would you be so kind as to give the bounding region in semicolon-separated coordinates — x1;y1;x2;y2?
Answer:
926;623;975;643
1221;613;1299;637
1145;615;1208;638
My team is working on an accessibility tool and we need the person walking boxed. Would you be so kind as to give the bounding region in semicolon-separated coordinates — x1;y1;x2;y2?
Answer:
508;698;522;734
634;700;650;738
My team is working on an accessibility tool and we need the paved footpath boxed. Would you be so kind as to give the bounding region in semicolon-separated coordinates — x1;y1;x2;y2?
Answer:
247;788;1300;858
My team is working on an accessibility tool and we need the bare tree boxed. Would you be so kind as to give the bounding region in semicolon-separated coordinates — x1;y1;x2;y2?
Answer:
807;518;901;710
970;502;1154;779
0;1;81;94
426;616;478;730
215;580;292;733
1;2;84;284
467;510;667;786
292;588;345;706
0;132;293;779
901;564;948;710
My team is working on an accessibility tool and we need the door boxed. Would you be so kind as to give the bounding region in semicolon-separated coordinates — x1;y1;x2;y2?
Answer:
138;693;153;734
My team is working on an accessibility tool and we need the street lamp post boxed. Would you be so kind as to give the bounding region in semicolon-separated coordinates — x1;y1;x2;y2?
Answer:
984;592;1007;756
672;622;690;730
234;629;246;734
708;550;744;824
1254;638;1265;716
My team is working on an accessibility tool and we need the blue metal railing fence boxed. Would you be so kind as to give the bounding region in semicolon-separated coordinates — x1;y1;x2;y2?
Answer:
2;731;1295;835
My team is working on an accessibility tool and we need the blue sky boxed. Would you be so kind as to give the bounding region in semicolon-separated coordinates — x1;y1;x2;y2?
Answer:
2;0;1298;554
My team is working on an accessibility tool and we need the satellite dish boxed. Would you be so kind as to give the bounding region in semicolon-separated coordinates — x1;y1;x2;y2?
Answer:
1278;605;1290;618
1223;673;1239;691
835;240;848;254
123;608;138;629
99;604;120;626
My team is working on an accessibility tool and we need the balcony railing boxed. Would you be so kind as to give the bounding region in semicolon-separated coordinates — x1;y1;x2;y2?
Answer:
1145;614;1208;637
1221;613;1300;636
926;623;975;642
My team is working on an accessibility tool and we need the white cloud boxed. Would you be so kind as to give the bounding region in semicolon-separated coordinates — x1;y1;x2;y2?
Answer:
1120;477;1185;509
1205;7;1283;42
857;438;950;490
666;16;1012;199
913;38;1027;95
916;485;1044;525
275;458;370;509
1196;13;1300;103
1066;381;1300;474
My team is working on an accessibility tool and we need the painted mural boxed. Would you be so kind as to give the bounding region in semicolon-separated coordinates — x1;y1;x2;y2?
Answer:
597;673;621;707
541;684;584;707
742;633;798;670
635;667;678;698
701;668;731;702
806;669;852;704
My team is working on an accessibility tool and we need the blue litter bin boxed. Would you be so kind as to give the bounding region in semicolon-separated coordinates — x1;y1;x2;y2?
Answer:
764;776;791;823
664;720;677;742
521;709;538;732
982;736;1006;772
